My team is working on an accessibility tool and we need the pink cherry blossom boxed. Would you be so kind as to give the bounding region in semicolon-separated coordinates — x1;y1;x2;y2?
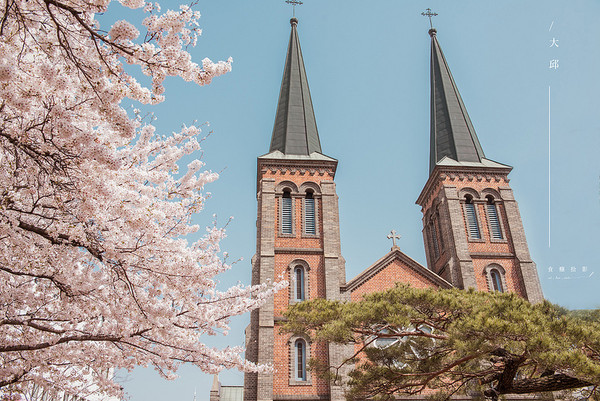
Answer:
0;0;279;399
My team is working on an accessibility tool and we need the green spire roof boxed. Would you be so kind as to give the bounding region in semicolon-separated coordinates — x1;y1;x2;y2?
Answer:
429;28;486;174
269;18;322;156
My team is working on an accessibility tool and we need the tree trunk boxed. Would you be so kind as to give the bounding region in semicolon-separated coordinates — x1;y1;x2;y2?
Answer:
484;373;591;397
510;374;591;394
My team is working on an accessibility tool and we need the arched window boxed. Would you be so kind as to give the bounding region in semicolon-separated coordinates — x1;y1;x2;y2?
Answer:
490;269;504;292
294;265;305;301
435;212;444;250
282;190;293;235
464;195;481;239
295;339;307;381
304;190;316;235
289;261;310;304
486;195;503;240
372;325;436;369
430;220;440;259
485;264;507;293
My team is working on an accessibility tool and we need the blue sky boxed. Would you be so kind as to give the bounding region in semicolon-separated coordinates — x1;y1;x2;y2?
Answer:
109;0;600;399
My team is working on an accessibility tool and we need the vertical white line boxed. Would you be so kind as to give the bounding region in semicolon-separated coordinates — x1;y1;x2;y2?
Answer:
548;86;551;248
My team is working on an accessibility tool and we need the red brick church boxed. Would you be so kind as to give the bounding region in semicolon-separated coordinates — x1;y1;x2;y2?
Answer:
210;16;544;401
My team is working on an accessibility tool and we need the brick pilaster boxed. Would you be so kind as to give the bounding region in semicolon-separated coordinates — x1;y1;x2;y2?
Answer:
499;187;543;303
442;184;477;289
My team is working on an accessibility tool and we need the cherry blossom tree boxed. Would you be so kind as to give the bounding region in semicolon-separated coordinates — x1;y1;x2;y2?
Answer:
0;0;281;398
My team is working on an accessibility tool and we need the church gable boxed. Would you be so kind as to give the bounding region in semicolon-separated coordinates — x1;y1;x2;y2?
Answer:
345;248;452;302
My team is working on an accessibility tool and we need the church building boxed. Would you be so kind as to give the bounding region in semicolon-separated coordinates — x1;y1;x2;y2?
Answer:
211;16;544;401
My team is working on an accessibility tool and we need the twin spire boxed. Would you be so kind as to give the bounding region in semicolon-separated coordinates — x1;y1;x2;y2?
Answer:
267;17;492;173
269;18;322;156
428;28;486;174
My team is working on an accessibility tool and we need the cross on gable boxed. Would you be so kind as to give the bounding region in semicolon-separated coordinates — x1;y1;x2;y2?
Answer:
387;230;401;248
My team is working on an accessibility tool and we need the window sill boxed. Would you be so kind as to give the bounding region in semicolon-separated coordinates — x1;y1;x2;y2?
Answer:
278;233;296;238
289;379;312;386
301;233;320;239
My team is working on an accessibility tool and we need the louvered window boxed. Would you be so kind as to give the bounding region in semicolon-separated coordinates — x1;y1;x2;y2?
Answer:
486;197;503;240
295;339;307;381
282;191;292;235
464;199;481;239
304;191;316;235
490;270;504;292
294;266;305;301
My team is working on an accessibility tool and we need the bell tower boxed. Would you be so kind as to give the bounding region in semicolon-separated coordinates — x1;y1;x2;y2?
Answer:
416;27;543;303
244;18;347;401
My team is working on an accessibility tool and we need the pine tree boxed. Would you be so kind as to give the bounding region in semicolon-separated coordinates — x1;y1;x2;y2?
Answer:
284;285;600;400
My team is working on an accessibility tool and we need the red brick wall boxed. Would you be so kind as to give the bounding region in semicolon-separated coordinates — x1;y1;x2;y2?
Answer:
348;259;439;380
422;173;527;298
272;331;330;395
350;259;438;302
263;168;334;398
473;258;522;294
273;253;325;315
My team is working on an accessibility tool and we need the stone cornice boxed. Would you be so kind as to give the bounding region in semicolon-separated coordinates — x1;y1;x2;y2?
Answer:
470;252;514;258
416;164;512;208
256;157;338;192
274;247;324;254
258;158;337;174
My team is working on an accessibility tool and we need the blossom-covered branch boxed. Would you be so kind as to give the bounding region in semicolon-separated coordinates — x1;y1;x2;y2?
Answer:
0;0;281;398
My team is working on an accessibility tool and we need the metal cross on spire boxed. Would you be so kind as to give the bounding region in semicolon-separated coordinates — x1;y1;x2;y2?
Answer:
421;8;438;28
285;0;303;17
387;230;401;248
